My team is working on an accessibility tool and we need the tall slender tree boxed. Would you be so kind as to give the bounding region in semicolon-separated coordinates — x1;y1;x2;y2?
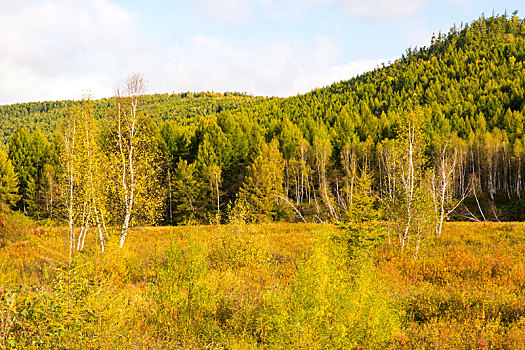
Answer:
111;74;162;248
0;149;20;211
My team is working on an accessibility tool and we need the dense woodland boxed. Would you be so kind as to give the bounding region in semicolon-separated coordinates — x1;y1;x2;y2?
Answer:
1;14;525;242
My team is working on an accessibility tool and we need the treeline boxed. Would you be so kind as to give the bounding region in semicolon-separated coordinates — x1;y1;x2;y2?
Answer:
0;92;262;147
0;13;525;232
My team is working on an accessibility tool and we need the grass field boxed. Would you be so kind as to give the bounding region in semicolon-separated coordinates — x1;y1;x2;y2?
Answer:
1;215;525;349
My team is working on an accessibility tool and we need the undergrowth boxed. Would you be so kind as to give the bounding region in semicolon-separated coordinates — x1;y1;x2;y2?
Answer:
1;216;525;348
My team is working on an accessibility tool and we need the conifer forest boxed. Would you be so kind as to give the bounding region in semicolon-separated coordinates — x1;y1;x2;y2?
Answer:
2;14;525;349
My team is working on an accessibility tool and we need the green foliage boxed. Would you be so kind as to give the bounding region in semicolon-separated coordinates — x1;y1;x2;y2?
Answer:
151;237;215;343
343;166;379;224
238;139;285;222
3;13;525;223
8;127;50;217
502;197;525;220
0;257;134;349
145;223;403;349
259;237;402;349
335;167;387;254
171;159;202;223
0;149;19;211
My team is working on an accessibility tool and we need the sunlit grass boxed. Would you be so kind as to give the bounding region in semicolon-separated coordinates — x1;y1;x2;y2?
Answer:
1;218;525;348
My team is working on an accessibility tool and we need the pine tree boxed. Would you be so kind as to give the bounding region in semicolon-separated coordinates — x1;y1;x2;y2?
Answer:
8;127;32;213
0;149;20;210
172;159;201;223
337;166;385;252
238;139;285;222
196;135;222;220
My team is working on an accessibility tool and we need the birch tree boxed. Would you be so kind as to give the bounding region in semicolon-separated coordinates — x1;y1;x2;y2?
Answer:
512;139;525;199
59;105;79;252
313;129;338;221
389;106;427;249
111;74;161;248
57;100;109;252
341;143;358;211
428;140;470;236
76;100;109;252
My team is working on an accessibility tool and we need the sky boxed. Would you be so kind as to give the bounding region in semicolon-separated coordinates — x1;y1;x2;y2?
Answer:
0;0;522;105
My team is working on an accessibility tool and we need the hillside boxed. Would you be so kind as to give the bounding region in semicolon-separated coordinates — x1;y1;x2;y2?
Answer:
1;13;525;223
282;13;525;140
5;15;525;142
0;92;263;147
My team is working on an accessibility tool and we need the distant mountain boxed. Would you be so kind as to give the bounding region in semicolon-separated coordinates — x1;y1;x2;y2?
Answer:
279;12;525;142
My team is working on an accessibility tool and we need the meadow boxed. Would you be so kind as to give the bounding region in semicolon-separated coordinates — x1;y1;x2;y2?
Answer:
1;214;525;349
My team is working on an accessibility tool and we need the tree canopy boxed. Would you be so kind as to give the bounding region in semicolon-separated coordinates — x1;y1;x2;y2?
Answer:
2;13;525;225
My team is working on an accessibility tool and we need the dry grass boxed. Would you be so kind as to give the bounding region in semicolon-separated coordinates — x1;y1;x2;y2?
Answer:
1;219;525;348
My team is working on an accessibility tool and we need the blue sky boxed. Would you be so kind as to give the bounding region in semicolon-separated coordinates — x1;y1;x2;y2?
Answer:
0;0;522;104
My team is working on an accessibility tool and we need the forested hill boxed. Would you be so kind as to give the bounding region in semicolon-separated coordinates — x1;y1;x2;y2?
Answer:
4;14;524;145
0;92;265;147
2;13;525;224
272;13;525;142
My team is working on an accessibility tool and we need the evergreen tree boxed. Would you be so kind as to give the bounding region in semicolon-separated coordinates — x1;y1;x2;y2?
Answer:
172;159;201;223
238;139;285;222
0;148;20;210
8;127;32;213
196;135;222;220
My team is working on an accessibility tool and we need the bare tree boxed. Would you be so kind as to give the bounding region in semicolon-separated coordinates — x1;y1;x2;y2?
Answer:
115;74;146;248
398;111;418;248
341;143;357;211
429;142;470;236
313;134;338;221
513;138;523;198
61;107;78;253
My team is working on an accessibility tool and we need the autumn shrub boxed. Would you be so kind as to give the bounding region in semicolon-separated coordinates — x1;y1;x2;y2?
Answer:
0;255;137;349
0;211;36;246
258;237;403;349
378;222;525;348
145;222;404;349
4;220;525;348
146;235;216;346
207;223;268;271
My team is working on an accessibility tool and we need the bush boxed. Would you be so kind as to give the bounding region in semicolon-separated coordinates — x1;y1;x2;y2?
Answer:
0;211;36;246
146;224;403;348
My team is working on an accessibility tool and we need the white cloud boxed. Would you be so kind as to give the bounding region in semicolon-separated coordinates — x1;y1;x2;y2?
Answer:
146;35;299;96
291;58;396;95
146;34;393;98
191;0;256;25
0;0;403;104
335;0;429;19
402;19;434;49
0;0;143;104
